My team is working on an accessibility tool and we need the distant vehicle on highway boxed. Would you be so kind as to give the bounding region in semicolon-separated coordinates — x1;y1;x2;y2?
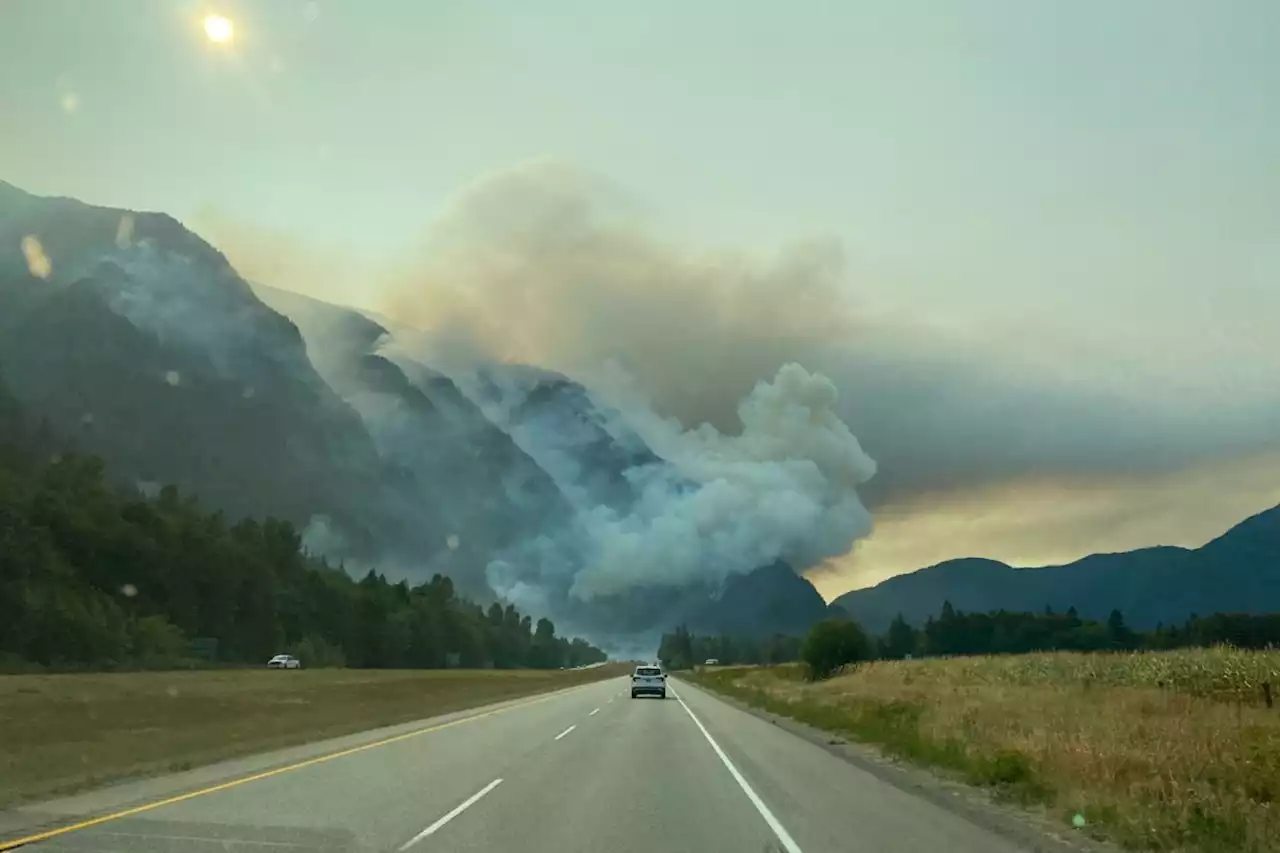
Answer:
631;664;667;699
704;658;719;666
267;654;301;669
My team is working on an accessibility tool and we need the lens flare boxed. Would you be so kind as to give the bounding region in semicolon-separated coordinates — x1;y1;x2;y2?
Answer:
203;14;234;44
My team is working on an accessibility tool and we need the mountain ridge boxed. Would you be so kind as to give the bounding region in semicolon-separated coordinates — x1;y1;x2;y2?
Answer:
833;504;1280;633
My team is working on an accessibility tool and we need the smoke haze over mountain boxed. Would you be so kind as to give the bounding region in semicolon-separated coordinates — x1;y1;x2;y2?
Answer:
369;164;1280;587
194;159;1280;598
472;362;876;605
380;163;1278;478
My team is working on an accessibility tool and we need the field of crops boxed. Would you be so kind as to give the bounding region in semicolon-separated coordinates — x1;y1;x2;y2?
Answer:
869;646;1280;705
691;648;1280;853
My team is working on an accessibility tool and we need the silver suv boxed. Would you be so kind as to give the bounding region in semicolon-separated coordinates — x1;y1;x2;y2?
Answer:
631;664;667;699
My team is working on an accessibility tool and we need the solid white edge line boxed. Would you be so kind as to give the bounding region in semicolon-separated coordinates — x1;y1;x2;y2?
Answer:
554;724;577;741
398;778;502;850
589;708;600;716
670;685;804;853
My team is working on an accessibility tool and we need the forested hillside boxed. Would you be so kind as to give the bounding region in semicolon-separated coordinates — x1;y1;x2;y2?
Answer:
0;373;606;670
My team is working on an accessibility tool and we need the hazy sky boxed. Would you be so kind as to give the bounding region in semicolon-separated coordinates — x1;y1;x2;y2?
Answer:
3;0;1278;598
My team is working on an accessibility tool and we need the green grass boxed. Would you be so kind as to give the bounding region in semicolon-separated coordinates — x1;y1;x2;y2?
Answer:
0;664;628;807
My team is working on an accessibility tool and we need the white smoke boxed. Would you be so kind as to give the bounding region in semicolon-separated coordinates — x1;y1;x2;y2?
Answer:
577;362;875;597
366;162;882;605
475;362;876;601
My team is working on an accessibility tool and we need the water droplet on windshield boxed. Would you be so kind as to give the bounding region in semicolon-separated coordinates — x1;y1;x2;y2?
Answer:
20;235;52;279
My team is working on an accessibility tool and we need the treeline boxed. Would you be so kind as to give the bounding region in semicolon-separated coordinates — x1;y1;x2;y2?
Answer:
659;603;1280;668
657;625;802;670
879;602;1280;659
0;378;607;671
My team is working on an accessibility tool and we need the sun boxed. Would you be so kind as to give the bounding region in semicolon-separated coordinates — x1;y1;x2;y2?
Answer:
203;13;234;44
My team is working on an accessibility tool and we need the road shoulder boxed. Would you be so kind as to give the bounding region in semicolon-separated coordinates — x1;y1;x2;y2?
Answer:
675;678;1120;853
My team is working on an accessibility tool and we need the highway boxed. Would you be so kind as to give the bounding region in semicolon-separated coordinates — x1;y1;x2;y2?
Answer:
3;677;1032;853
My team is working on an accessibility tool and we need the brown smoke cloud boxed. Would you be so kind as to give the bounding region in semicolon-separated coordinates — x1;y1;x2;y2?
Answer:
380;161;860;431
377;162;1280;505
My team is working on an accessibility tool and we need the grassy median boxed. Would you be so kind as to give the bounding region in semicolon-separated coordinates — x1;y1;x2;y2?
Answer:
688;649;1280;853
0;664;628;807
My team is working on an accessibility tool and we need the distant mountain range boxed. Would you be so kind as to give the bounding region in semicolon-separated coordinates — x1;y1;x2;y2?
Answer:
833;504;1280;633
6;179;1274;647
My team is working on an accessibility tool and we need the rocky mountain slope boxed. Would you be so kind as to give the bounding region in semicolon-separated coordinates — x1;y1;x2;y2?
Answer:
0;181;389;553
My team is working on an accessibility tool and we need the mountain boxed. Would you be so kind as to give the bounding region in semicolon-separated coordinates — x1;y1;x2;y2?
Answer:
684;560;832;637
0;182;390;554
254;286;834;641
0;182;570;591
1;181;831;642
833;505;1280;633
249;284;573;596
466;367;664;513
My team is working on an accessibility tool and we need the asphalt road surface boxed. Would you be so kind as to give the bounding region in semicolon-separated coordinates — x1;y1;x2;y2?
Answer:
3;677;1033;853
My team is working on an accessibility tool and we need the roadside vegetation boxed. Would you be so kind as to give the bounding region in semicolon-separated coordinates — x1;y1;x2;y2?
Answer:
689;647;1280;853
0;663;628;806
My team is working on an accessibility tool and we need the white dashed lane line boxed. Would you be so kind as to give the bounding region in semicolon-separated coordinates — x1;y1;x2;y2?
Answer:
589;708;600;716
399;779;503;850
554;725;576;741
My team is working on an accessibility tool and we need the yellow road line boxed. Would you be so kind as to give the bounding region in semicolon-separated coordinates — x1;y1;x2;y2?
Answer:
0;679;606;851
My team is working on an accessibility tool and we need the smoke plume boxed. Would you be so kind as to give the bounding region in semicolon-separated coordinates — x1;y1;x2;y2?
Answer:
219;162;1280;600
475;362;876;603
382;161;1280;515
383;162;857;432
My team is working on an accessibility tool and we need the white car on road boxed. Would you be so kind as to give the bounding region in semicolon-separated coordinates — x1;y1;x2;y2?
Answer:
267;654;301;669
631;665;667;699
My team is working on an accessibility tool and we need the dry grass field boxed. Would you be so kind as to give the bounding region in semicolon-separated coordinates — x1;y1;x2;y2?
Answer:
689;648;1280;853
0;664;628;807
